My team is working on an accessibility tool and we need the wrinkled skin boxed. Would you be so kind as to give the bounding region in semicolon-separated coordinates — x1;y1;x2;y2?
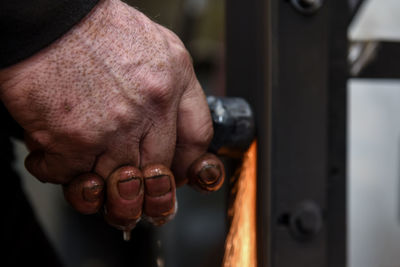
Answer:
0;0;224;230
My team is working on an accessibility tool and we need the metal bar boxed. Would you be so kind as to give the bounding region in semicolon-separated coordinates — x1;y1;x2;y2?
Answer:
270;1;329;265
226;0;348;266
350;41;400;79
327;1;349;266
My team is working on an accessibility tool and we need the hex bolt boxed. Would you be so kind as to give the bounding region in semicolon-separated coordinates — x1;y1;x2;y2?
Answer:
290;0;324;15
289;201;322;241
299;0;319;7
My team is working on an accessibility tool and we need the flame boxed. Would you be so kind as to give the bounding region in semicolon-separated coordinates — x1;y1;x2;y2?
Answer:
223;141;257;267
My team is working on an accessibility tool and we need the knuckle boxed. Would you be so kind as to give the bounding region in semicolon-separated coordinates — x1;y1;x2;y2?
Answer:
107;102;131;125
144;75;175;108
173;45;192;70
29;130;54;150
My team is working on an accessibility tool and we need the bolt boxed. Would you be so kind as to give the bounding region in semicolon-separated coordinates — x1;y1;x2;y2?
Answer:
299;0;319;7
291;0;324;15
295;209;319;234
289;201;322;241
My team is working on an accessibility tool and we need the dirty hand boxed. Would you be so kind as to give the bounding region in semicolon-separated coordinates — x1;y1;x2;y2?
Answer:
0;0;224;230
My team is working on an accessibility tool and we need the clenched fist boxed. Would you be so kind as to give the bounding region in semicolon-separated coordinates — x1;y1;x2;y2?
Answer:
0;0;224;232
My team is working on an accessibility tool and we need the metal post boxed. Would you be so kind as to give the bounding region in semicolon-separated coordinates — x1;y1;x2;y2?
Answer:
226;0;348;266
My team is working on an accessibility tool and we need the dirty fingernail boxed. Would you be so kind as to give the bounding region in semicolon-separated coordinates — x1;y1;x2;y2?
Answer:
118;177;141;200
145;175;171;197
83;184;104;202
198;165;221;185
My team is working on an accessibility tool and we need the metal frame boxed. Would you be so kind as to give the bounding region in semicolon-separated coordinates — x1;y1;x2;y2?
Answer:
226;0;349;266
350;41;400;79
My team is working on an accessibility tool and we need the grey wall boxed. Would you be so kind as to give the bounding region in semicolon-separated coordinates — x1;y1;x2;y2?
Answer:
349;1;400;267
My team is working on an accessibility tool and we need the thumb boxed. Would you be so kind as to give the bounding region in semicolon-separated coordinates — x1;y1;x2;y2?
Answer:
172;79;224;188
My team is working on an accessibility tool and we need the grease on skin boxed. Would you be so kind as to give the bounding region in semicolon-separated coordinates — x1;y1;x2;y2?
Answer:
142;164;176;223
188;153;225;192
104;166;144;230
63;158;224;231
63;173;104;214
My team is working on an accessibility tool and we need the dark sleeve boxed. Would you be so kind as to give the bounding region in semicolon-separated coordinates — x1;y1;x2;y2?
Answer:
0;0;100;69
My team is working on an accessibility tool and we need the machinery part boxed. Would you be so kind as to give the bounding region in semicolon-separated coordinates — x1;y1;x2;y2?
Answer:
289;201;323;241
290;0;324;15
207;96;255;157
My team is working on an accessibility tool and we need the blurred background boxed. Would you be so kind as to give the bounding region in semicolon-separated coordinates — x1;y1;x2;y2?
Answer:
348;0;400;267
11;0;400;266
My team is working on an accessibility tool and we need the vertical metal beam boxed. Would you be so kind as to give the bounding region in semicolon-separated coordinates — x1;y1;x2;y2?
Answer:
270;1;328;266
226;0;348;266
327;1;349;266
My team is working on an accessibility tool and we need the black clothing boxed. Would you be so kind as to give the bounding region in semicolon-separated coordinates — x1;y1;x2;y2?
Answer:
1;103;64;266
0;0;99;68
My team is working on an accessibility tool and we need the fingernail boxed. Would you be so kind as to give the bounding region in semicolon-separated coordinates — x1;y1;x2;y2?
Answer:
198;165;221;185
144;175;171;197
83;184;103;202
118;177;141;200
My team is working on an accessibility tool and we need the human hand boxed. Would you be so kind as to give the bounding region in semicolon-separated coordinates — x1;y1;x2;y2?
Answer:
0;0;224;230
63;155;224;234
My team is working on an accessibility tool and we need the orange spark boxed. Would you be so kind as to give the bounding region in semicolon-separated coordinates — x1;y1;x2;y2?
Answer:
223;141;257;267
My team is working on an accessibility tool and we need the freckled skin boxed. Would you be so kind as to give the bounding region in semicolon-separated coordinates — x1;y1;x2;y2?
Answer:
0;0;223;230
